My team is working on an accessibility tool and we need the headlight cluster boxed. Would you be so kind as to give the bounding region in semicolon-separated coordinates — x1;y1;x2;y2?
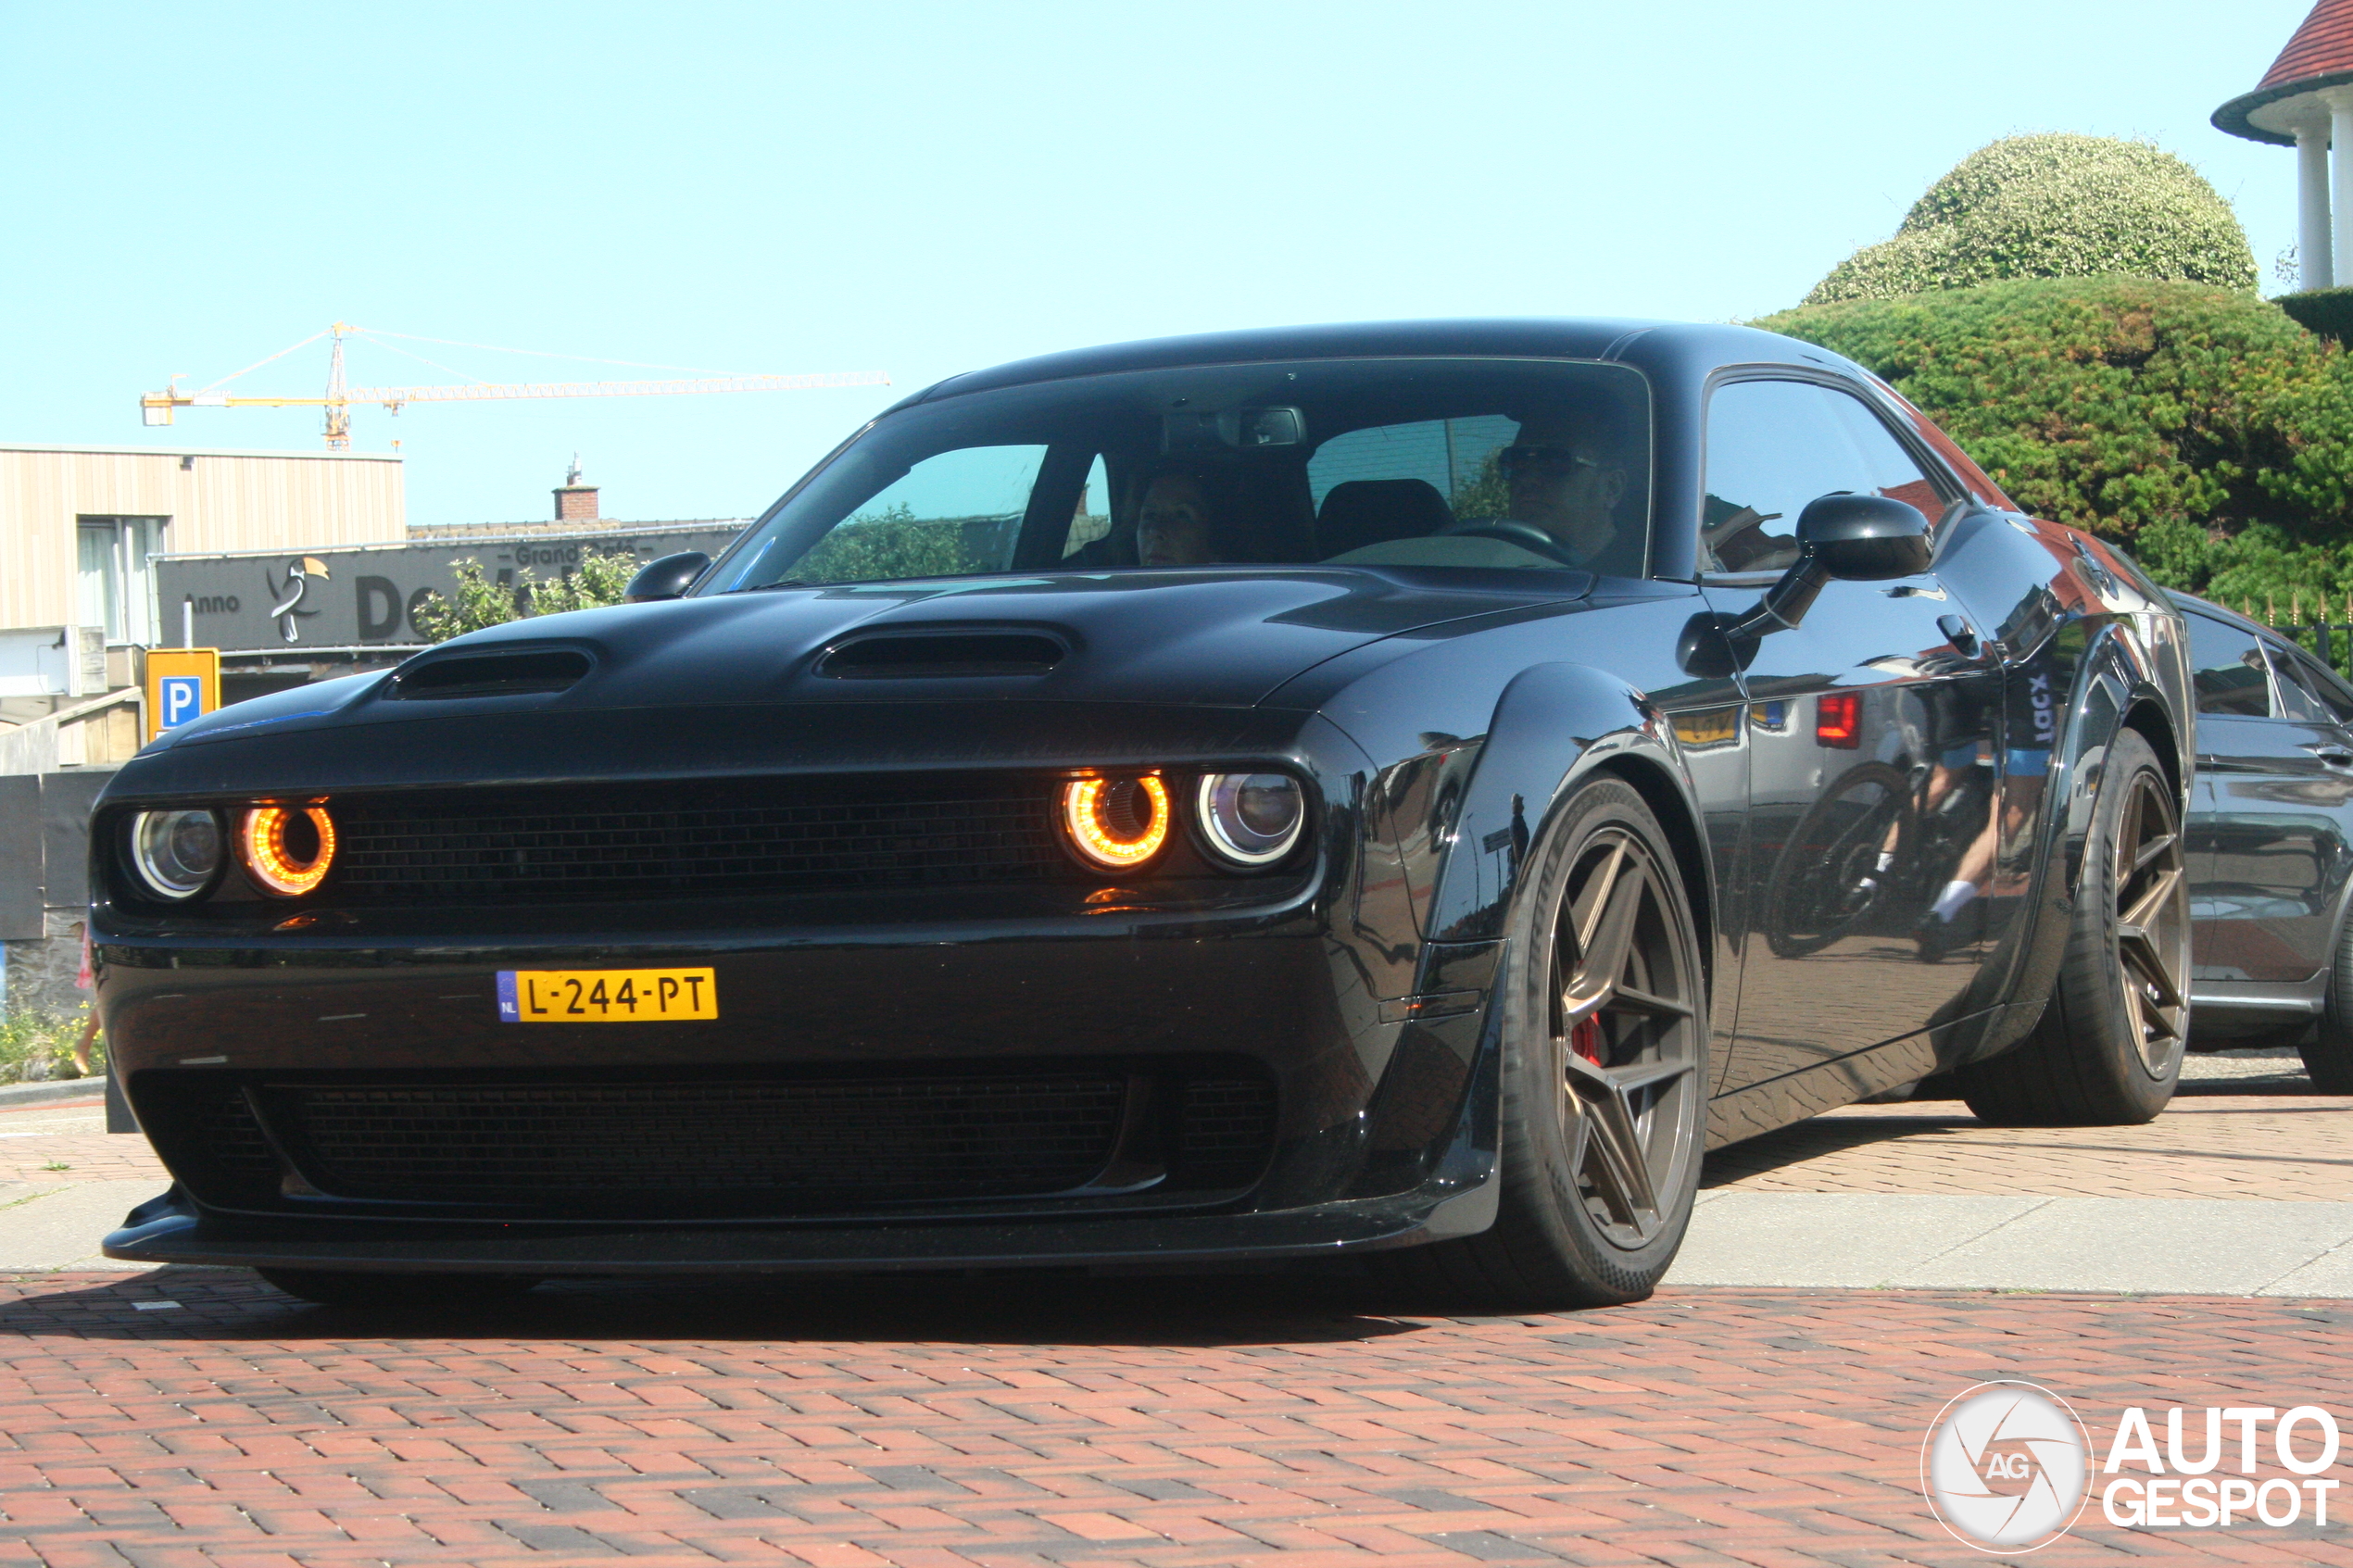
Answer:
1059;771;1305;872
122;802;338;903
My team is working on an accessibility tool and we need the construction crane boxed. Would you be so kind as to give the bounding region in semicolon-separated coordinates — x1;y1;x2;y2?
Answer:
142;322;889;448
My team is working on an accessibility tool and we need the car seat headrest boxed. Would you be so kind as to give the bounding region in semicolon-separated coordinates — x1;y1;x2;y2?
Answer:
1317;479;1453;560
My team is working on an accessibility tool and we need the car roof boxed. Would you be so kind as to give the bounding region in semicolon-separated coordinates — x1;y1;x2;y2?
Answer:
895;318;1848;409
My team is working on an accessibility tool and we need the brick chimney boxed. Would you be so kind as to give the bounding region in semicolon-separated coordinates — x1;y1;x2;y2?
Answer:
554;456;598;521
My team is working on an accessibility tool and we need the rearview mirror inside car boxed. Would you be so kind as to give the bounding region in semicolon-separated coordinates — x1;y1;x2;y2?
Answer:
1162;406;1306;452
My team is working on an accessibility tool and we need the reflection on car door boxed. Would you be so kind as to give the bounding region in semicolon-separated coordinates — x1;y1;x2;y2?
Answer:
1697;378;2004;1094
2186;612;2353;985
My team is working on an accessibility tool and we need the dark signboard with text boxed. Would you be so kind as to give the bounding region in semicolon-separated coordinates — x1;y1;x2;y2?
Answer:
153;524;745;652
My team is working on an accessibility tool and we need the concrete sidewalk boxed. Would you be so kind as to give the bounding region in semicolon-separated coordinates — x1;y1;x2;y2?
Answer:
1669;1191;2353;1293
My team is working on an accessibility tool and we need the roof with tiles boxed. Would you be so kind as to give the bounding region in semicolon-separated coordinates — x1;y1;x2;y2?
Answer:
2260;0;2353;90
2216;2;2353;144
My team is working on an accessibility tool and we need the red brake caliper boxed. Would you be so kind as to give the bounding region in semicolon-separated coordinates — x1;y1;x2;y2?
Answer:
1570;1015;1605;1067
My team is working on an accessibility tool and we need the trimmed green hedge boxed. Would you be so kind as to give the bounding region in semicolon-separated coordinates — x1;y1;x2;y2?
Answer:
1755;277;2353;608
1806;135;2258;305
2277;287;2353;344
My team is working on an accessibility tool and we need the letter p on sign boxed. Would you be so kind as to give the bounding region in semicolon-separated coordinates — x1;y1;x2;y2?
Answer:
144;649;220;742
160;677;200;729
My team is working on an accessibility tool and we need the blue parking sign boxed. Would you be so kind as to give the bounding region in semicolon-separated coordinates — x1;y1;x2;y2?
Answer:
158;675;203;731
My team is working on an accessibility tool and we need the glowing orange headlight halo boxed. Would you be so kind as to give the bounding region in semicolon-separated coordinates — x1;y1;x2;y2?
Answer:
238;801;338;897
1060;774;1171;871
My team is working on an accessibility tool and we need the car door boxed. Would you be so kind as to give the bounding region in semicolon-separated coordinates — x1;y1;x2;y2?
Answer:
2186;610;2353;984
1697;376;2004;1093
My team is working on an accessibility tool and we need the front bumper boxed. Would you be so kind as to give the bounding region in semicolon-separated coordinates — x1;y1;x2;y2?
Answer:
102;1169;1500;1275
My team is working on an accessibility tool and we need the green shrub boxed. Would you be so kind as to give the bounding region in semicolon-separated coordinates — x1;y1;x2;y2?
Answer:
0;1004;97;1085
1755;276;2353;608
2277;287;2353;344
788;503;1015;583
413;546;641;641
1806;135;2258;305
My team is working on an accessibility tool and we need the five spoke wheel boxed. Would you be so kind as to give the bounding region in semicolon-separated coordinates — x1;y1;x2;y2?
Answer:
1550;824;1702;1250
2111;766;2190;1077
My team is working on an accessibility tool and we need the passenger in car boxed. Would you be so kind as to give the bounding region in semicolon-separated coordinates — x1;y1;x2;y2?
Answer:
1136;467;1223;567
1500;411;1630;568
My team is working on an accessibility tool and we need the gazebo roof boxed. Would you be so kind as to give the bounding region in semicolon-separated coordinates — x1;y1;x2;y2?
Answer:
2215;0;2353;145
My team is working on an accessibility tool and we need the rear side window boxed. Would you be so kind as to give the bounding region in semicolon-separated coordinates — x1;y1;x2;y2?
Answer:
2271;645;2353;725
1700;379;1945;574
2185;614;2272;717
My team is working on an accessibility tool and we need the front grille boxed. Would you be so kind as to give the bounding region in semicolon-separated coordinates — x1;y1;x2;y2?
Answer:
134;1064;1277;1215
1179;1078;1281;1187
324;774;1071;904
282;1076;1127;1202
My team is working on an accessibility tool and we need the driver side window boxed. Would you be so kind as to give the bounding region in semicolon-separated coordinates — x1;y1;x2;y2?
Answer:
1702;380;1945;574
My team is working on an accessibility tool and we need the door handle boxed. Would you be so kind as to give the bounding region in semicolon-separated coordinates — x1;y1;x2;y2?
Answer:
1936;613;1982;659
2302;742;2353;769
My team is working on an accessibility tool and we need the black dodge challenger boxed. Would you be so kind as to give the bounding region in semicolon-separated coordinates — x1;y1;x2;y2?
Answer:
95;320;2195;1309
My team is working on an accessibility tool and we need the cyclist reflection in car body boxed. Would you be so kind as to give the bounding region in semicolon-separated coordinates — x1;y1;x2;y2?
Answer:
1850;675;1993;951
1915;648;2061;961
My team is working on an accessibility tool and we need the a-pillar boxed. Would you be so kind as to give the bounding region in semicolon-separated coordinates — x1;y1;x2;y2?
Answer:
2301;120;2335;290
2331;89;2353;292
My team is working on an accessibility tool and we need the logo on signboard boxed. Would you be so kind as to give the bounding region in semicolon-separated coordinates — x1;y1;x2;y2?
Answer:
265;556;331;644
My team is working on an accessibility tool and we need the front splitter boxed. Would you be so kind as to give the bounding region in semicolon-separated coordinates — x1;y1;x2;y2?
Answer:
102;1178;1500;1276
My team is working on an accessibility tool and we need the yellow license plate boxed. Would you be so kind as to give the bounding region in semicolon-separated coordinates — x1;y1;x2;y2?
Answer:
497;968;718;1022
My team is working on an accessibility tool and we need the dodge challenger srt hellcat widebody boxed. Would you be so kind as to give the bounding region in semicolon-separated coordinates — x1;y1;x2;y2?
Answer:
94;319;2193;1309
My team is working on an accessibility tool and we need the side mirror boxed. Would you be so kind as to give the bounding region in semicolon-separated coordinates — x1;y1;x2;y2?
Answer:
1798;492;1933;582
623;551;711;603
1732;492;1931;639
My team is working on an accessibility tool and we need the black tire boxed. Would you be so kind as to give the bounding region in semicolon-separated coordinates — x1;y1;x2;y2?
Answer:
2303;915;2353;1094
257;1269;543;1308
1957;729;2190;1125
1387;776;1708;1309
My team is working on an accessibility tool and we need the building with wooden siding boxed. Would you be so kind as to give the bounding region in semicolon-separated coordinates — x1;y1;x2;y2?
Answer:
0;444;403;643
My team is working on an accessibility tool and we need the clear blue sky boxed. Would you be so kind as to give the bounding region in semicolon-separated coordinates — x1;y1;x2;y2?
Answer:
0;1;2316;528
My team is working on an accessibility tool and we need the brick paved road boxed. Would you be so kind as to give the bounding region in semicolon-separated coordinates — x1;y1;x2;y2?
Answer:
2;1271;2347;1567
6;1087;2348;1563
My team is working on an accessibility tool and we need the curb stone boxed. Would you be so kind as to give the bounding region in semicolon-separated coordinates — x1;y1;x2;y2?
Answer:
0;1078;107;1110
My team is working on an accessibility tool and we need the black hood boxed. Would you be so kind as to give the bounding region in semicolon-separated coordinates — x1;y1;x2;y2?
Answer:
157;568;1592;756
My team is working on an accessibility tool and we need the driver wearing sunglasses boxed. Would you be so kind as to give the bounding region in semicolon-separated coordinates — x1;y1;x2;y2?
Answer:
1499;412;1629;568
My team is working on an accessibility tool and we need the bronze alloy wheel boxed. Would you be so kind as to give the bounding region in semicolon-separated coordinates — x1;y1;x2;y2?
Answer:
1389;776;1707;1308
1957;729;2188;1125
2109;763;2191;1077
1549;823;1703;1249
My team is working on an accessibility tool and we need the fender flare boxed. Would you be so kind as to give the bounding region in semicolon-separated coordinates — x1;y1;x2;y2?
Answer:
1421;661;1712;957
1956;614;2181;1067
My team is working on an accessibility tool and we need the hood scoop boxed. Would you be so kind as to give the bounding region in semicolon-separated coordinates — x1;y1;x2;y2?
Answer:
817;629;1068;679
389;647;594;700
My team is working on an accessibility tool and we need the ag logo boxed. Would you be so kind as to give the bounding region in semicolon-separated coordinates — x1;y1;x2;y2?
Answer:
1922;1381;2092;1552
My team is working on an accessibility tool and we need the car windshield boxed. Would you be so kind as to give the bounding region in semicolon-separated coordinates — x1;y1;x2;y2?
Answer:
700;358;1653;593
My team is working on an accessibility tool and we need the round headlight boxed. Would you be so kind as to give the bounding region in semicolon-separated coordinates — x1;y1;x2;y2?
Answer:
1197;772;1304;866
238;803;338;897
1062;775;1170;870
129;809;224;901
